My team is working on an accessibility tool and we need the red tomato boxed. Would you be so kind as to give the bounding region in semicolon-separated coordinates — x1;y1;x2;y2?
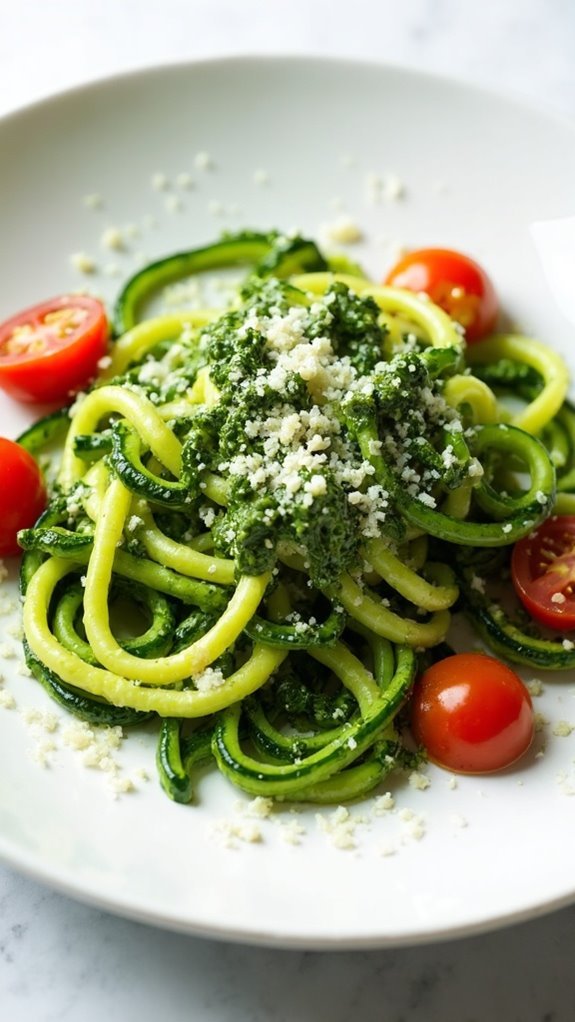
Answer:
384;247;498;342
511;516;575;630
0;295;108;404
0;439;47;556
410;653;534;773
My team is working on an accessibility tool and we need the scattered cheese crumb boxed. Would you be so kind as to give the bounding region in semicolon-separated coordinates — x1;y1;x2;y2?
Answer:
108;776;136;798
470;575;486;593
316;806;359;849
100;226;125;251
383;174;405;201
526;678;544;697
534;712;549;733
213;820;263;847
553;720;574;737
0;691;16;709
151;172;169;191
401;815;426;841
83;193;103;209
253;168;270;186
23;708;59;732
409;771;431;791
70;252;97;274
245;796;274;819
176;172;194;189
447;776;458;790
165;195;182;213
555;770;575;796
320;215;363;245
373;792;395;814
194;151;214;170
62;721;123;775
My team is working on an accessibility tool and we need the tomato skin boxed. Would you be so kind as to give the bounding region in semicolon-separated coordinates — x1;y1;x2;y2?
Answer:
511;516;575;630
0;295;108;404
0;439;47;556
384;247;498;342
410;653;534;774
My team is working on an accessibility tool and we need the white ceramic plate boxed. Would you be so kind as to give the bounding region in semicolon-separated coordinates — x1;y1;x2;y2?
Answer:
1;57;575;949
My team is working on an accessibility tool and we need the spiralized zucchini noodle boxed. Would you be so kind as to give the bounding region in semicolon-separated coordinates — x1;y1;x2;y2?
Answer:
17;230;575;804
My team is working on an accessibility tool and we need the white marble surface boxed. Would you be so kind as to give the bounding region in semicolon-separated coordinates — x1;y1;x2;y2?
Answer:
2;0;575;1018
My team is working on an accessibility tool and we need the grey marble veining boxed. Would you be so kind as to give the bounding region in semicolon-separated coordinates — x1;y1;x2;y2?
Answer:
2;1;575;1019
2;864;575;1021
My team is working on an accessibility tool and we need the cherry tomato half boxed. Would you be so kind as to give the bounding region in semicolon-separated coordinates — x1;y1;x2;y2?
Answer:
511;516;575;630
0;295;108;404
384;247;498;342
0;438;47;556
410;653;534;774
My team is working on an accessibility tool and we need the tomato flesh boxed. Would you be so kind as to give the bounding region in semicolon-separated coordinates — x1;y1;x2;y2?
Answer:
0;295;108;403
0;438;47;556
384;247;498;342
511;516;575;630
410;653;534;774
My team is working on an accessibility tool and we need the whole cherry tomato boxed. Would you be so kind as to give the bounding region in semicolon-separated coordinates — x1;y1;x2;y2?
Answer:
410;652;534;773
385;248;498;342
0;438;47;556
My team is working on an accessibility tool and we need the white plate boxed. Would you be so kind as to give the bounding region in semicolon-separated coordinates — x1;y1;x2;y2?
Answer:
1;57;575;949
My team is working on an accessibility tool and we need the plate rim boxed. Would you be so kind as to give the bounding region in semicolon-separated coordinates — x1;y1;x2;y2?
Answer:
4;834;575;950
2;51;575;140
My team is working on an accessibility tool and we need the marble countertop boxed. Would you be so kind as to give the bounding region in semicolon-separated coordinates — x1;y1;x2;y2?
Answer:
2;1;575;1019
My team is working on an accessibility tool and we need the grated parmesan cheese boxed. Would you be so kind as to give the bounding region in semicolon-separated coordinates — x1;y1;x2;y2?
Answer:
100;226;125;251
194;151;214;170
319;215;363;245
193;666;226;692
553;720;574;737
408;771;431;791
70;252;96;274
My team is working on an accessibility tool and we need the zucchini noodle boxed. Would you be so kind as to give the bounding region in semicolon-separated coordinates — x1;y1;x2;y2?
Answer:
17;228;574;806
